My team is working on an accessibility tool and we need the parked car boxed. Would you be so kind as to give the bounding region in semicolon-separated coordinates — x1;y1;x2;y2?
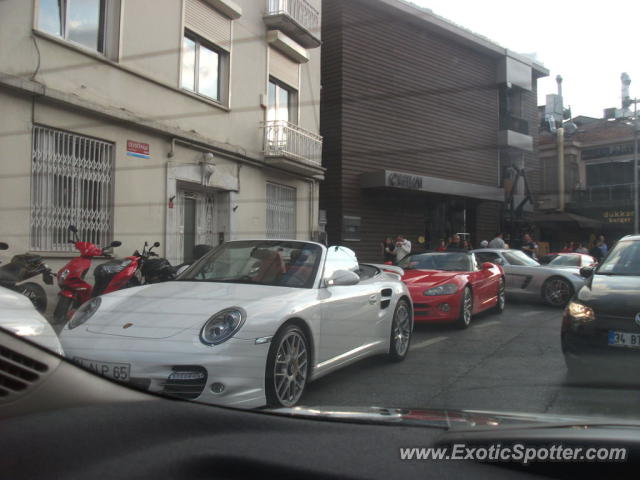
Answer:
397;251;504;328
539;252;597;268
59;240;413;408
561;234;640;382
472;248;586;307
0;285;63;355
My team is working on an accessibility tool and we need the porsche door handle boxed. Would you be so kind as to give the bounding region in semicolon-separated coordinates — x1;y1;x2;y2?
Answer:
368;294;378;305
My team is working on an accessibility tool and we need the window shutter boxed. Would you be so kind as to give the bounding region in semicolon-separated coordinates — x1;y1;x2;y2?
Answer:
184;0;231;51
269;47;299;89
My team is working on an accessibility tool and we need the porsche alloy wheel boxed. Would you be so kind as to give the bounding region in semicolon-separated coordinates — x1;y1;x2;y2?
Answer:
456;287;473;329
388;299;412;362
494;278;506;314
266;325;309;408
543;277;574;308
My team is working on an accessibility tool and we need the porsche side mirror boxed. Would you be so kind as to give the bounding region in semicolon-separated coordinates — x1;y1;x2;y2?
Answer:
580;266;595;278
325;269;360;287
110;241;122;248
68;225;78;233
481;262;495;270
0;242;8;250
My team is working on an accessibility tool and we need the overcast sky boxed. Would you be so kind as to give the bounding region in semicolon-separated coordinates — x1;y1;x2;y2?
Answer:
412;0;640;118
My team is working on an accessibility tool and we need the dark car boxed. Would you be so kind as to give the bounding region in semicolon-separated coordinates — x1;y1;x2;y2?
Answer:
561;235;640;382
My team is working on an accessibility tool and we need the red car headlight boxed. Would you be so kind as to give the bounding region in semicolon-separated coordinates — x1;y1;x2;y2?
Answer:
424;283;458;296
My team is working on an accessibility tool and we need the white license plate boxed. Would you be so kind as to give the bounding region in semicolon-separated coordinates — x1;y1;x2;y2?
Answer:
73;357;131;382
608;331;640;349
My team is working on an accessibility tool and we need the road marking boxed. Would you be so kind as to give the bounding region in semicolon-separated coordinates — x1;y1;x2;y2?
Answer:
521;310;545;317
474;320;500;329
411;336;448;350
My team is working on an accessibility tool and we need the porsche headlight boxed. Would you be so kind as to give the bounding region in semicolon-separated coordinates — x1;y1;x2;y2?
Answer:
567;301;595;321
68;297;101;330
424;283;458;296
200;307;246;346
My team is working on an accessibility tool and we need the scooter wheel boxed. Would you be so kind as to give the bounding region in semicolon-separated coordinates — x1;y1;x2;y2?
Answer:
20;282;47;314
53;296;74;325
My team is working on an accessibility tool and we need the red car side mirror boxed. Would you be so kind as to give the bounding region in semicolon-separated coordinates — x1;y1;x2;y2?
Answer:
481;262;495;270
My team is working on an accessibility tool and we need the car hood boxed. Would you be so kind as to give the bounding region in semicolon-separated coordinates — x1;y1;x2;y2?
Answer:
85;281;308;339
577;274;640;316
272;406;638;430
401;270;461;286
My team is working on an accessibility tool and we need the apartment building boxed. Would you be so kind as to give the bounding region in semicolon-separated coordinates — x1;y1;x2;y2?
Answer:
0;0;323;286
320;0;548;261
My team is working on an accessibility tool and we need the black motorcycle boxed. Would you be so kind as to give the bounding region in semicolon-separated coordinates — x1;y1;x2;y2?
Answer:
0;242;54;313
141;244;213;284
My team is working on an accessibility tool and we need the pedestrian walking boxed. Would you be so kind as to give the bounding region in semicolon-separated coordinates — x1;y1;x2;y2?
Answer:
521;233;538;260
488;232;506;249
394;235;412;263
382;237;395;263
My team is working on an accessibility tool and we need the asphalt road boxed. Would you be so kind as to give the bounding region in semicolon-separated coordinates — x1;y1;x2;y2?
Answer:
300;300;640;419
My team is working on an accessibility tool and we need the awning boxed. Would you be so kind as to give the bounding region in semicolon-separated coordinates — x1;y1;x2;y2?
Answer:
360;170;505;202
532;212;604;229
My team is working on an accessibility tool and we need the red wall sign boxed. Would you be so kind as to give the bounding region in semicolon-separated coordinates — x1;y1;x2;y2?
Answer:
127;140;150;159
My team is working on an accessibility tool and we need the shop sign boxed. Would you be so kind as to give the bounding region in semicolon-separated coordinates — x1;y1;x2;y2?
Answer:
603;210;634;224
127;140;150;159
387;172;423;190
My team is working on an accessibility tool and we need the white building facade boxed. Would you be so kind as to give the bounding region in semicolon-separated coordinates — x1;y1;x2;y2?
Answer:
0;0;323;303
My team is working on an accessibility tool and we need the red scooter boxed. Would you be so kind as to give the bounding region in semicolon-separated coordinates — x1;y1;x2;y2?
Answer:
53;226;122;324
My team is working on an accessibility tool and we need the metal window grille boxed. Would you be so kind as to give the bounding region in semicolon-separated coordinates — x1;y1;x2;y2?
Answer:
30;126;114;252
266;182;296;239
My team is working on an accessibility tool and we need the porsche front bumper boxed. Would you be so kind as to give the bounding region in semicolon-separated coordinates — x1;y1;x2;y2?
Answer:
60;328;270;408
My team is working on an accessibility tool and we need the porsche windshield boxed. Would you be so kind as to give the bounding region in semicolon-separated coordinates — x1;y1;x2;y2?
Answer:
597;241;640;276
180;241;323;288
399;252;473;272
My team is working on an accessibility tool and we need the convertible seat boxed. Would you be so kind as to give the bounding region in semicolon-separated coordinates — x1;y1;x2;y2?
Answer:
254;251;286;283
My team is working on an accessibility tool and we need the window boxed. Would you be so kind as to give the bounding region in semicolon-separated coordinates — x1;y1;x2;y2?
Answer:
37;0;120;56
266;183;296;239
30;126;114;252
268;78;298;124
181;32;228;102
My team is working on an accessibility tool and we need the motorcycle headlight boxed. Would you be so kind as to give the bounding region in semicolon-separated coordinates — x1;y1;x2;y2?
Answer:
200;307;246;346
68;297;101;330
567;301;595;321
424;283;458;296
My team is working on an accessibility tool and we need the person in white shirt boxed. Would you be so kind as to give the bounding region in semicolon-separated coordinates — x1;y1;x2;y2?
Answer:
488;232;506;249
394;235;411;263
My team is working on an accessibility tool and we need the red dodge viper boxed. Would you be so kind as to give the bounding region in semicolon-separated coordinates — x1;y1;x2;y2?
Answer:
397;251;505;328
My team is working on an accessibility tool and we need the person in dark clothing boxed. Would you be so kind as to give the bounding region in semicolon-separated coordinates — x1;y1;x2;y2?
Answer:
521;234;539;260
589;239;605;263
382;237;396;263
447;234;463;251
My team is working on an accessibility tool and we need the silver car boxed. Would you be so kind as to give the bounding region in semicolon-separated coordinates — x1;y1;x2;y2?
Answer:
472;249;585;307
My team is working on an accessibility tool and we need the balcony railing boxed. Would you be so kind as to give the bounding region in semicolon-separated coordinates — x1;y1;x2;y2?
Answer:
264;0;321;48
573;183;635;204
499;115;530;135
262;120;322;167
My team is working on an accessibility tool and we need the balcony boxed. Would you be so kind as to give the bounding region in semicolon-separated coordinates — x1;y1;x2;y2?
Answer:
262;120;324;176
500;115;529;135
264;0;321;49
572;183;635;206
498;115;533;152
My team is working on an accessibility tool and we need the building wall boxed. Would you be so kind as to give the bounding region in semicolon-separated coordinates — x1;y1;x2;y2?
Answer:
0;0;322;313
321;0;503;260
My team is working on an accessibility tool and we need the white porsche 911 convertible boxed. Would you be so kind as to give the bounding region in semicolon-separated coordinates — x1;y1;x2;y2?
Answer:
60;240;413;408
